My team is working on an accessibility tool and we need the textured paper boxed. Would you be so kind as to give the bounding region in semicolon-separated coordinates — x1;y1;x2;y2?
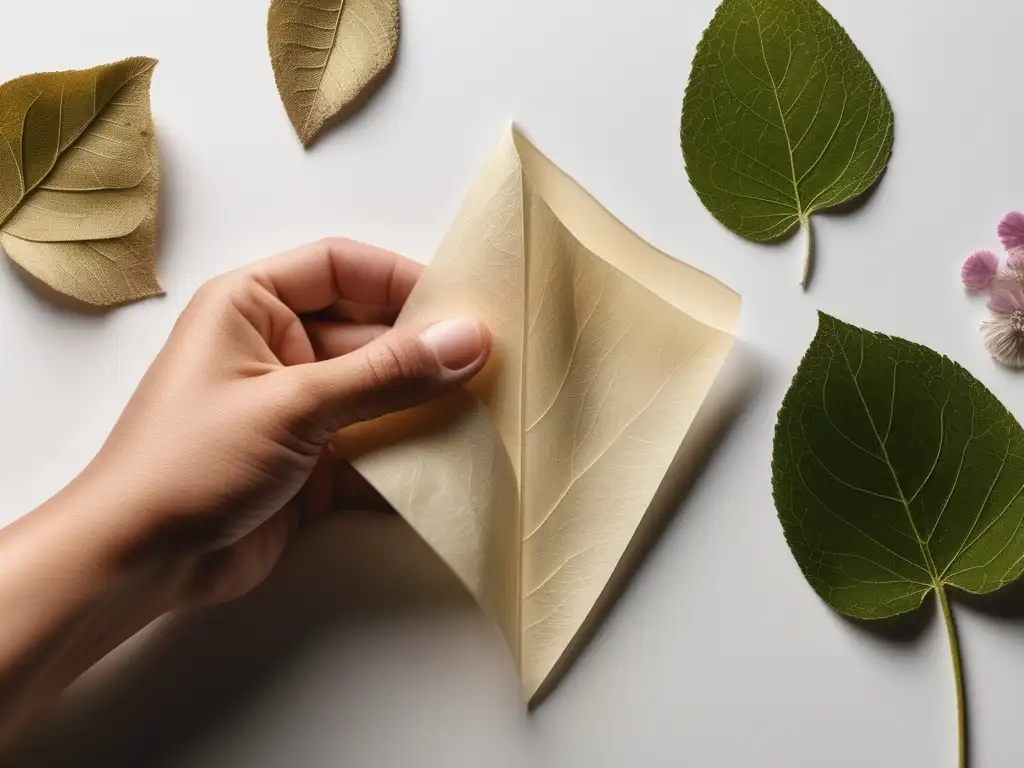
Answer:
335;126;741;701
268;0;399;147
0;57;162;306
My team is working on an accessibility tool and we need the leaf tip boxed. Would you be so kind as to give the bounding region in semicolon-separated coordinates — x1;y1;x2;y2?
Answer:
814;310;839;330
297;126;317;149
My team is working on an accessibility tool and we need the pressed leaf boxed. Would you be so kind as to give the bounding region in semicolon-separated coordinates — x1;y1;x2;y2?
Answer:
335;126;741;702
268;0;399;147
681;0;894;287
773;312;1024;766
0;57;162;307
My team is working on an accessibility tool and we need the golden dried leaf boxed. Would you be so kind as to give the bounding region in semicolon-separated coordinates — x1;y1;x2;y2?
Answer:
0;57;162;307
268;0;400;147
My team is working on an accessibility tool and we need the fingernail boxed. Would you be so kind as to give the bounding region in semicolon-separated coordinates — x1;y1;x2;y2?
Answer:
420;317;486;373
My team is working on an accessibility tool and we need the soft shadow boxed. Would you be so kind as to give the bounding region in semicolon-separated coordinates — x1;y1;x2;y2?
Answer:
954;578;1024;622
856;578;1024;639
836;599;934;646
153;131;177;279
834;592;969;765
1;258;111;317
530;340;762;706
7;513;473;768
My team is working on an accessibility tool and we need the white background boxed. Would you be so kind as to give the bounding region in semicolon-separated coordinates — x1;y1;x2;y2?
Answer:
3;1;1024;765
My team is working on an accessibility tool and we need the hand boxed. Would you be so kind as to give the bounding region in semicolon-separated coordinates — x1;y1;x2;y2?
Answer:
79;237;491;607
0;238;491;748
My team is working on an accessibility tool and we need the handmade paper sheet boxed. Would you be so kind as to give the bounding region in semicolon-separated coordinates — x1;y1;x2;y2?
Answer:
334;126;742;701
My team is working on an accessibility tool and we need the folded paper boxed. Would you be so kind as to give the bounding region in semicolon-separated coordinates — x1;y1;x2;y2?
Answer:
334;126;741;701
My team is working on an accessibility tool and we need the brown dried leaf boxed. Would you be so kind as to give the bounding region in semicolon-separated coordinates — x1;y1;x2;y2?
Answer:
0;57;162;307
268;0;399;147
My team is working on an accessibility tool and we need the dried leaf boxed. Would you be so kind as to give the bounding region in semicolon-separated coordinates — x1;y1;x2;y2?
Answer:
0;57;162;307
268;0;400;147
773;312;1024;764
336;126;742;701
680;0;894;288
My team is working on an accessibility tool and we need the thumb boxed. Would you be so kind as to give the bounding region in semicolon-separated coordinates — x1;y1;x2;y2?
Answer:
292;316;491;434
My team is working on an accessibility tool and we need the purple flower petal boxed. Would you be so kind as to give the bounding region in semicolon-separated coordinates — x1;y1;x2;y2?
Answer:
998;211;1024;253
1001;251;1024;286
961;249;999;290
988;283;1024;314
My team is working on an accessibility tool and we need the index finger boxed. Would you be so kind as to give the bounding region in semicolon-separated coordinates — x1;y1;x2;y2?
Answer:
244;237;424;316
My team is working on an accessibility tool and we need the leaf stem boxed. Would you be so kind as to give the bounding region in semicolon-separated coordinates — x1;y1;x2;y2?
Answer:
937;585;966;768
799;215;813;289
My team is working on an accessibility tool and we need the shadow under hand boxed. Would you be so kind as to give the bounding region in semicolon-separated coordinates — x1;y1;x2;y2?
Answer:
530;340;763;706
8;513;475;768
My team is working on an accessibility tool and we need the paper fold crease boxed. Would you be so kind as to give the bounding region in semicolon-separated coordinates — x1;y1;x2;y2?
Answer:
334;125;741;700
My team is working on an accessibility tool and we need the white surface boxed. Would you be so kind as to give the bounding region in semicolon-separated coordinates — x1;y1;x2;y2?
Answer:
2;1;1024;765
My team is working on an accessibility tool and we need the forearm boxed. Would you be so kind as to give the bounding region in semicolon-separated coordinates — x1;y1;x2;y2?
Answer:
0;238;487;752
0;475;186;751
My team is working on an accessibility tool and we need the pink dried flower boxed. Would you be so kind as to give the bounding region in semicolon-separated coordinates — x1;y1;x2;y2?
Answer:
982;284;1024;368
1003;249;1024;284
998;211;1024;256
961;249;999;290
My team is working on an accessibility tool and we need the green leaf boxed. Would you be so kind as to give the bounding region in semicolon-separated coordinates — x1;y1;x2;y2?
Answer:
0;57;163;307
773;312;1024;767
680;0;894;287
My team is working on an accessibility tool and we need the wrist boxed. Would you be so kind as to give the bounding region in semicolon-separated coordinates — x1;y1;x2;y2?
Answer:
0;473;194;747
35;468;197;618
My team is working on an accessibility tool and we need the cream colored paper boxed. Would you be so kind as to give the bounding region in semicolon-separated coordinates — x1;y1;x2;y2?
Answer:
334;126;741;701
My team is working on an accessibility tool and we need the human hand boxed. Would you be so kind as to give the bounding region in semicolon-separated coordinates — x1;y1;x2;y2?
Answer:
0;238;491;747
78;237;491;608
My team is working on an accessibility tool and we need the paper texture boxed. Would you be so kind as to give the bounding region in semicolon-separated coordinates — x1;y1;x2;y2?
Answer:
334;126;741;701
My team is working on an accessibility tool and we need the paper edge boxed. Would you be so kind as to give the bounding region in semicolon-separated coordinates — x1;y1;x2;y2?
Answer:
507;122;742;336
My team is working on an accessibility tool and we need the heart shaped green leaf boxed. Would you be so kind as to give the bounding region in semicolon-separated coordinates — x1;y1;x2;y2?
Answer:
268;0;400;147
0;57;162;307
773;312;1024;766
681;0;894;288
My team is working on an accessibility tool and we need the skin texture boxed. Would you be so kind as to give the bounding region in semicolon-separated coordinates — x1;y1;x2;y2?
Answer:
0;237;491;752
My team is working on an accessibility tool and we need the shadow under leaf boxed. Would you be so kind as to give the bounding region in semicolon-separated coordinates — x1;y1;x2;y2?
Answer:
837;593;935;647
954;577;1024;622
